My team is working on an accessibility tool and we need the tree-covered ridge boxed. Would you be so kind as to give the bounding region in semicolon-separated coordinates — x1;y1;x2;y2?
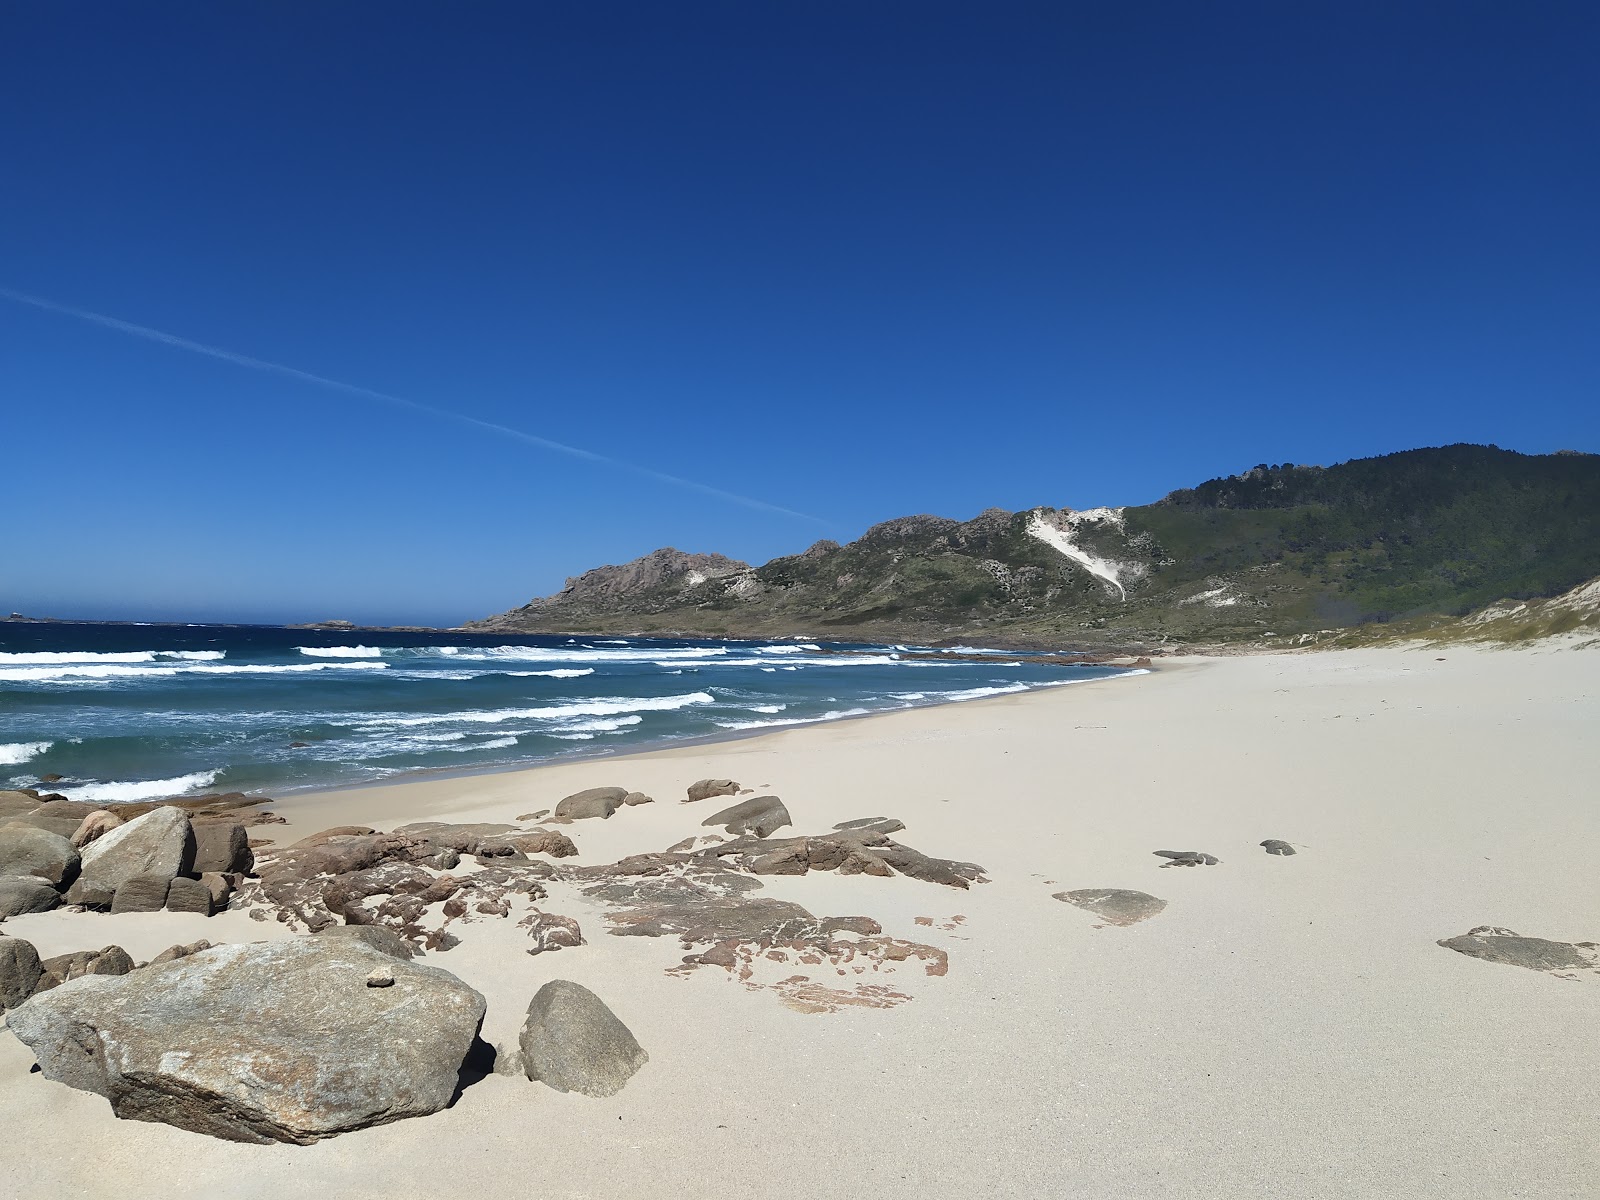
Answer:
470;446;1600;646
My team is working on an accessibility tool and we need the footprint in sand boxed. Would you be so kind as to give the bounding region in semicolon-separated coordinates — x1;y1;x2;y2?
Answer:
1053;889;1167;926
1153;850;1219;867
1438;926;1599;980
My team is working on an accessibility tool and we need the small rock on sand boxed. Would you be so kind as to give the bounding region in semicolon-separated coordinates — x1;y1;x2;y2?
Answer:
1260;839;1296;856
555;787;629;821
1438;927;1599;976
685;778;739;804
701;795;792;839
1053;888;1168;926
1153;850;1219;867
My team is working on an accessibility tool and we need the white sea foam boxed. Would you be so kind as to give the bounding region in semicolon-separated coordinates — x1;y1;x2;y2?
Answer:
437;645;727;665
549;732;596;741
59;769;220;804
297;645;385;658
557;715;644;733
0;661;389;682
367;691;715;728
506;668;595;678
939;683;1031;702
0;649;224;665
748;704;787;714
713;706;875;731
473;736;519;751
0;741;51;765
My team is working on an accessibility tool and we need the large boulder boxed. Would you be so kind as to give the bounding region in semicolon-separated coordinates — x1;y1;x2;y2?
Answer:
685;778;739;804
7;938;487;1144
314;923;417;960
518;979;648;1097
555;787;628;821
191;822;253;875
0;822;79;886
0;875;60;917
77;806;192;896
701;795;792;839
0;936;43;1010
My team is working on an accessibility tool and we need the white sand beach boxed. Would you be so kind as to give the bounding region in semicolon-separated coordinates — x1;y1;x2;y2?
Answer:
3;644;1596;1199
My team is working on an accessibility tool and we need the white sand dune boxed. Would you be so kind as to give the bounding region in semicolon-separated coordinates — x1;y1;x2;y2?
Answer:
2;644;1596;1198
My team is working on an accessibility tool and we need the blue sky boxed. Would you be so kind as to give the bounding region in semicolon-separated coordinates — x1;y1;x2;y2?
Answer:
3;2;1596;626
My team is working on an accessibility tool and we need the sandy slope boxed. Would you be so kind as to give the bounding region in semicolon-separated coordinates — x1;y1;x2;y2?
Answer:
2;645;1596;1199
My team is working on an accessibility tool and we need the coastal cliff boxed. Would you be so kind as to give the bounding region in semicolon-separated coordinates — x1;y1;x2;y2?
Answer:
468;445;1600;645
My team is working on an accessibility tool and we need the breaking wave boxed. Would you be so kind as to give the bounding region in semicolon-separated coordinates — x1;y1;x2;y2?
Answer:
0;741;50;766
58;769;220;804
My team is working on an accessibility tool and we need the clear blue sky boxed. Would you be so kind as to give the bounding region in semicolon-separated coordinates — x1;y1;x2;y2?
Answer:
3;2;1596;626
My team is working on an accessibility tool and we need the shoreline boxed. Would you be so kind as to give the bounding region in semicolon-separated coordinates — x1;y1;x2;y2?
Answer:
267;663;1158;809
5;641;1595;1199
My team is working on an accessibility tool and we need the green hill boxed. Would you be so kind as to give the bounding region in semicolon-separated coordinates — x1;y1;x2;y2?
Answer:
468;445;1600;647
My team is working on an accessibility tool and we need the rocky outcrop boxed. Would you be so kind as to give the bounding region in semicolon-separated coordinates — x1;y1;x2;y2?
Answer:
686;778;740;804
7;938;487;1143
518;979;648;1098
0;875;60;917
705;828;987;889
77;807;192;896
1054;888;1168;926
701;795;792;839
0;823;79;886
555;787;628;820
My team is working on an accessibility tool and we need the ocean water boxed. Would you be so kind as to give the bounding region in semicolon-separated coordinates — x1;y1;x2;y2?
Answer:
0;623;1137;802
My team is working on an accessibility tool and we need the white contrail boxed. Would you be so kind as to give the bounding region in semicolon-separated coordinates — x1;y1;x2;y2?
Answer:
0;286;827;524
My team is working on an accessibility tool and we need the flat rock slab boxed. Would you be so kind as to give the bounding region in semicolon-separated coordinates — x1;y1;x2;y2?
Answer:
1438;927;1599;977
1054;888;1168;926
7;938;487;1144
519;979;648;1097
702;795;792;839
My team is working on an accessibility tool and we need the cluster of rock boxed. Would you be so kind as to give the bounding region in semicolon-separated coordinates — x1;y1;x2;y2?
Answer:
0;791;255;919
2;929;647;1143
1;771;990;1142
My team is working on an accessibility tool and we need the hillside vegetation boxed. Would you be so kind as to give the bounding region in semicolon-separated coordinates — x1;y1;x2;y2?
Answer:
468;445;1600;647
